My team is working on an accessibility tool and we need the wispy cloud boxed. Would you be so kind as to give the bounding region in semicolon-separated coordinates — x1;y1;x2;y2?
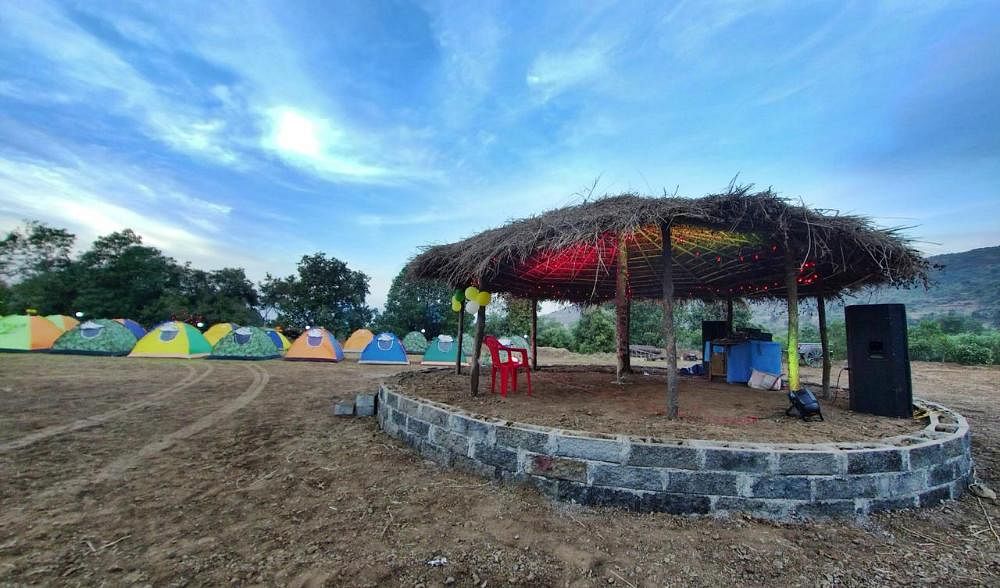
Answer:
526;45;614;101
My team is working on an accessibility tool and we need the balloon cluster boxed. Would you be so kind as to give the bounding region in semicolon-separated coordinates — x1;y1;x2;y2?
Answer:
451;286;492;314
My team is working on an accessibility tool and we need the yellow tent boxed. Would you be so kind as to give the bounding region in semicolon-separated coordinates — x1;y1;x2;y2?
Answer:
342;328;374;354
203;323;239;346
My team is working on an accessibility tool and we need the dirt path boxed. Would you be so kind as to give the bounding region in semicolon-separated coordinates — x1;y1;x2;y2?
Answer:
0;354;997;586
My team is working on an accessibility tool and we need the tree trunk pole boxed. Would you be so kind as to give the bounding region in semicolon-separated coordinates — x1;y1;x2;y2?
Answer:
529;299;538;370
785;249;801;391
469;305;487;396
455;299;465;375
817;294;831;399
726;297;734;335
615;235;632;382
661;223;679;419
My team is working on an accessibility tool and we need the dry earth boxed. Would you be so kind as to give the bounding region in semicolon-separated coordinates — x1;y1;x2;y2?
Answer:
1;351;998;586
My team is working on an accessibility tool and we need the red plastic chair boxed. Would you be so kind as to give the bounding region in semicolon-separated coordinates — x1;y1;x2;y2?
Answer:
483;336;532;397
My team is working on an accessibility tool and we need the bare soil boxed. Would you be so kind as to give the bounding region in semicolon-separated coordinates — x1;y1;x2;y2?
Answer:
1;351;998;586
395;366;925;444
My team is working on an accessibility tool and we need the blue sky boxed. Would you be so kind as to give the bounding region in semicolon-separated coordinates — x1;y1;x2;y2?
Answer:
0;0;998;307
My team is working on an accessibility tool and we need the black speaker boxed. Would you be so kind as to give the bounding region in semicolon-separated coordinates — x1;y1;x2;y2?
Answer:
701;320;729;367
845;304;912;418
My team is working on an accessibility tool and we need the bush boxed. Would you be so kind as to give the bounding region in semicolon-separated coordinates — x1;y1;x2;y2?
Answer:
572;306;616;354
951;343;993;365
537;319;574;349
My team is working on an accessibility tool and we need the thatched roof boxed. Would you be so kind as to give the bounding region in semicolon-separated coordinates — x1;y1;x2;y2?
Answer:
406;187;929;303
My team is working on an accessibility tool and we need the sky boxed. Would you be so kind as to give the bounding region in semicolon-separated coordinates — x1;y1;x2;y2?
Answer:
0;0;998;308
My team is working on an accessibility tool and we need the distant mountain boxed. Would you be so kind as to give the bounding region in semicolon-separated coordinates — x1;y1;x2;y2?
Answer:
540;305;581;327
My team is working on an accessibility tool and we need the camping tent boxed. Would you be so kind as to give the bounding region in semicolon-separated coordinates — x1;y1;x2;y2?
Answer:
0;315;64;351
209;326;281;360
402;331;428;354
203;322;239;346
285;327;344;362
45;315;79;331
359;332;409;365
421;334;467;366
114;318;147;339
128;321;212;358
342;328;374;354
264;328;291;353
51;319;138;356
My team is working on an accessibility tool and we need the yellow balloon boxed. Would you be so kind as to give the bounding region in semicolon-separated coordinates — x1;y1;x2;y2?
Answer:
477;291;491;306
464;286;480;301
451;299;462;312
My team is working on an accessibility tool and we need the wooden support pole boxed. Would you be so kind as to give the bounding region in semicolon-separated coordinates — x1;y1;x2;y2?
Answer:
615;235;631;381
726;298;734;335
817;294;831;399
530;299;538;370
785;249;801;391
455;299;465;375
469;305;487;396
661;223;679;419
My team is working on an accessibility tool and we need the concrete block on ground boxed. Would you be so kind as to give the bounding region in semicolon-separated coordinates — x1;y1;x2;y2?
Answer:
626;443;700;470
355;393;376;417
703;448;769;473
524;453;588;483
589;464;663;491
333;400;355;416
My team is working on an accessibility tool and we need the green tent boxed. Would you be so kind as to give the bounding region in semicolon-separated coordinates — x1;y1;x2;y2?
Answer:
402;331;428;354
209;326;281;360
421;334;468;366
51;319;138;356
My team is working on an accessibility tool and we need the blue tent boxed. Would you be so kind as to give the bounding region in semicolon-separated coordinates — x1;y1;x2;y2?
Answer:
358;332;409;365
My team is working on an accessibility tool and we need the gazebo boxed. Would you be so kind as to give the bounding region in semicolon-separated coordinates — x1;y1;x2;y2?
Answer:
406;187;929;415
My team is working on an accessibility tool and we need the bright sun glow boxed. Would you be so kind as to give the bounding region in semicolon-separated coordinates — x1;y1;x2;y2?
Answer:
272;109;322;156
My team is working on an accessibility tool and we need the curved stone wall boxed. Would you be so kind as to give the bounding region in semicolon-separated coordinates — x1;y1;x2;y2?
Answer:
377;385;972;519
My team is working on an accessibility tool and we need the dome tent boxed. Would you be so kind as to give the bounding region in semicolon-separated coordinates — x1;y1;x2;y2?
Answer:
129;321;212;359
421;334;468;366
45;314;79;331
51;319;138;356
203;323;239;346
358;332;409;365
342;328;374;354
285;327;344;362
114;318;146;339
264;328;291;352
0;315;64;351
402;331;428;354
209;326;281;360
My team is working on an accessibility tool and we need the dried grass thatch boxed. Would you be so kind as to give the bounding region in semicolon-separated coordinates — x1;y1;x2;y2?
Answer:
406;187;929;303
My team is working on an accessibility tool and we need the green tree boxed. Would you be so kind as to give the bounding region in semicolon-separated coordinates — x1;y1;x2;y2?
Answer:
484;295;533;337
376;270;459;337
573;306;616;353
260;253;374;338
0;221;75;279
536;318;574;349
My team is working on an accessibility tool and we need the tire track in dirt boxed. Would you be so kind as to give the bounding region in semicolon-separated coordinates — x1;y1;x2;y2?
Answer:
0;363;216;453
93;363;270;483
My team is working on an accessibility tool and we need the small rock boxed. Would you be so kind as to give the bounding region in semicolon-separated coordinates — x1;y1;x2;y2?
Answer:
444;577;455;585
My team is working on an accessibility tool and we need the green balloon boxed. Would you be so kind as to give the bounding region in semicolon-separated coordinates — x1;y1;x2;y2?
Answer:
454;288;464;300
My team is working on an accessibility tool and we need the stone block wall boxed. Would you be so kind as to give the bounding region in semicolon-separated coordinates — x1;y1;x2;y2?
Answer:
377;385;973;519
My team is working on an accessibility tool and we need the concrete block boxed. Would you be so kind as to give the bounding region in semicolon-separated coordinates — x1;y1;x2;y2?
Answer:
703;448;769;473
814;475;884;500
927;461;957;487
333;400;354;416
792;500;859;519
713;497;792;519
449;414;493;442
777;452;840;475
555;435;623;463
407;417;430;438
906;443;943;470
749;475;811;500
495;425;550;453
472;443;517;471
418;404;450;428
384;388;399;408
355;393;376;417
590;464;663;491
452;455;499;479
523;454;588;483
665;470;739;496
847;449;904;474
867;495;918;513
918;485;950;507
397;396;418;415
626;443;700;470
431;427;471;457
391;408;407;428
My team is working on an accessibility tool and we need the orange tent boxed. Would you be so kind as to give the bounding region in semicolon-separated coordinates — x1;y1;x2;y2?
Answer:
285;328;345;362
0;315;65;351
342;328;374;354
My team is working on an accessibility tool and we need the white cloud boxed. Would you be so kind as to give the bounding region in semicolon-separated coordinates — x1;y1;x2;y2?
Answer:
526;45;613;100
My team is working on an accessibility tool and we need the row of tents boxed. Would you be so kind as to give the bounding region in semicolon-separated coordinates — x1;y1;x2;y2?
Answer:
0;315;530;365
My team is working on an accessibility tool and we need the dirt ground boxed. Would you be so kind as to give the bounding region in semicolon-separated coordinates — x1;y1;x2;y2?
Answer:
395;367;926;444
1;351;999;586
